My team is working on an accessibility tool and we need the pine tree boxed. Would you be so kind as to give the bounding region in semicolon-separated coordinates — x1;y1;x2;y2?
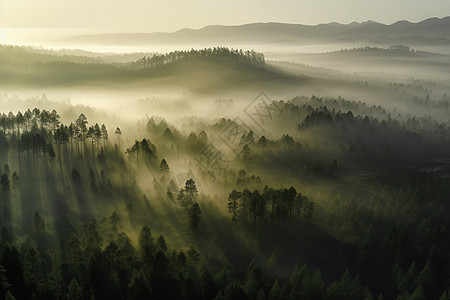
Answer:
109;211;120;232
33;211;45;234
66;277;83;300
126;269;153;299
189;203;202;231
5;291;15;300
139;225;155;256
125;202;136;223
227;190;241;229
156;235;168;253
244;260;264;297
160;159;170;172
101;124;108;147
268;279;281;300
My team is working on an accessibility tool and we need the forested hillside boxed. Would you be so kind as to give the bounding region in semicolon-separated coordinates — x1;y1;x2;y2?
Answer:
0;89;449;299
0;46;287;90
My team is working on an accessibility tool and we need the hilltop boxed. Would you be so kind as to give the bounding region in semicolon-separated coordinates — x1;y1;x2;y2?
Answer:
0;46;299;91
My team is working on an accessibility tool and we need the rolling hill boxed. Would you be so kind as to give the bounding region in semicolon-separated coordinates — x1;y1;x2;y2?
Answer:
0;46;301;91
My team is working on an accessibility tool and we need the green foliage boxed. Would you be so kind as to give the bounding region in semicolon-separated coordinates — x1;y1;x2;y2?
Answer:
5;290;16;300
0;103;448;300
125;202;136;223
189;203;202;231
228;185;314;232
268;279;281;300
109;211;121;232
216;280;246;300
244;260;264;297
178;179;199;207
139;225;155;256
156;235;168;253
227;190;241;230
33;211;45;234
66;278;83;300
127;269;152;300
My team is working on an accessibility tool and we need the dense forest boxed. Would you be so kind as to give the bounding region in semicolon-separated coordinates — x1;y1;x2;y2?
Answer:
0;26;449;299
135;48;265;68
0;87;449;299
1;0;450;296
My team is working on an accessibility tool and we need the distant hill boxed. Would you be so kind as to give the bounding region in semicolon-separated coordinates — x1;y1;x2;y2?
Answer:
63;17;450;46
0;45;156;64
0;46;299;91
324;46;446;57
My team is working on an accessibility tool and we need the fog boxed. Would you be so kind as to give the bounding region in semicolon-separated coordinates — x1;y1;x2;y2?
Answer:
0;23;450;299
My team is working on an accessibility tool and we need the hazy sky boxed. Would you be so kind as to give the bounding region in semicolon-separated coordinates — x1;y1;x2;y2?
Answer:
1;0;449;33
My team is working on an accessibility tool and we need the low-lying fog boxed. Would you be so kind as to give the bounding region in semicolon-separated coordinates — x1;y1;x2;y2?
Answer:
1;25;450;300
1;35;450;138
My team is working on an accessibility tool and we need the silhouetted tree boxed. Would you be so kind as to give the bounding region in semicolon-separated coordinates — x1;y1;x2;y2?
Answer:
189;203;201;231
125;202;136;224
127;269;152;299
114;127;122;150
178;179;199;207
280;134;294;153
33;211;45;234
156;235;168;253
227;190;241;230
66;277;83;300
257;136;267;150
139;225;155;259
160;159;170;172
101;124;108;147
109;211;120;232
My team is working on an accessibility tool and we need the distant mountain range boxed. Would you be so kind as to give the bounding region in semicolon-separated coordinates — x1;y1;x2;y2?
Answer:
63;17;450;46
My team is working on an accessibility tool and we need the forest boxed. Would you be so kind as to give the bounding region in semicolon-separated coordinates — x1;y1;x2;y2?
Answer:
0;90;449;299
0;38;449;300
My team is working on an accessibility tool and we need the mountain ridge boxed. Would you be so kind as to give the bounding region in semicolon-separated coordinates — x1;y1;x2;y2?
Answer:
62;17;450;46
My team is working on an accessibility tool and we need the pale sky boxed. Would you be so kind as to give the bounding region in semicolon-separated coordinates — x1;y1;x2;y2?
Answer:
1;0;449;33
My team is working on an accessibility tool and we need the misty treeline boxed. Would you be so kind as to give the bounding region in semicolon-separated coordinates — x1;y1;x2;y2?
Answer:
0;96;449;299
143;94;449;299
227;185;314;233
0;45;265;71
0;45;270;88
287;95;450;139
138;93;449;299
0;45;155;65
327;45;437;56
0;106;320;299
0;45;104;65
0;45;265;68
0;109;111;166
135;47;265;68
